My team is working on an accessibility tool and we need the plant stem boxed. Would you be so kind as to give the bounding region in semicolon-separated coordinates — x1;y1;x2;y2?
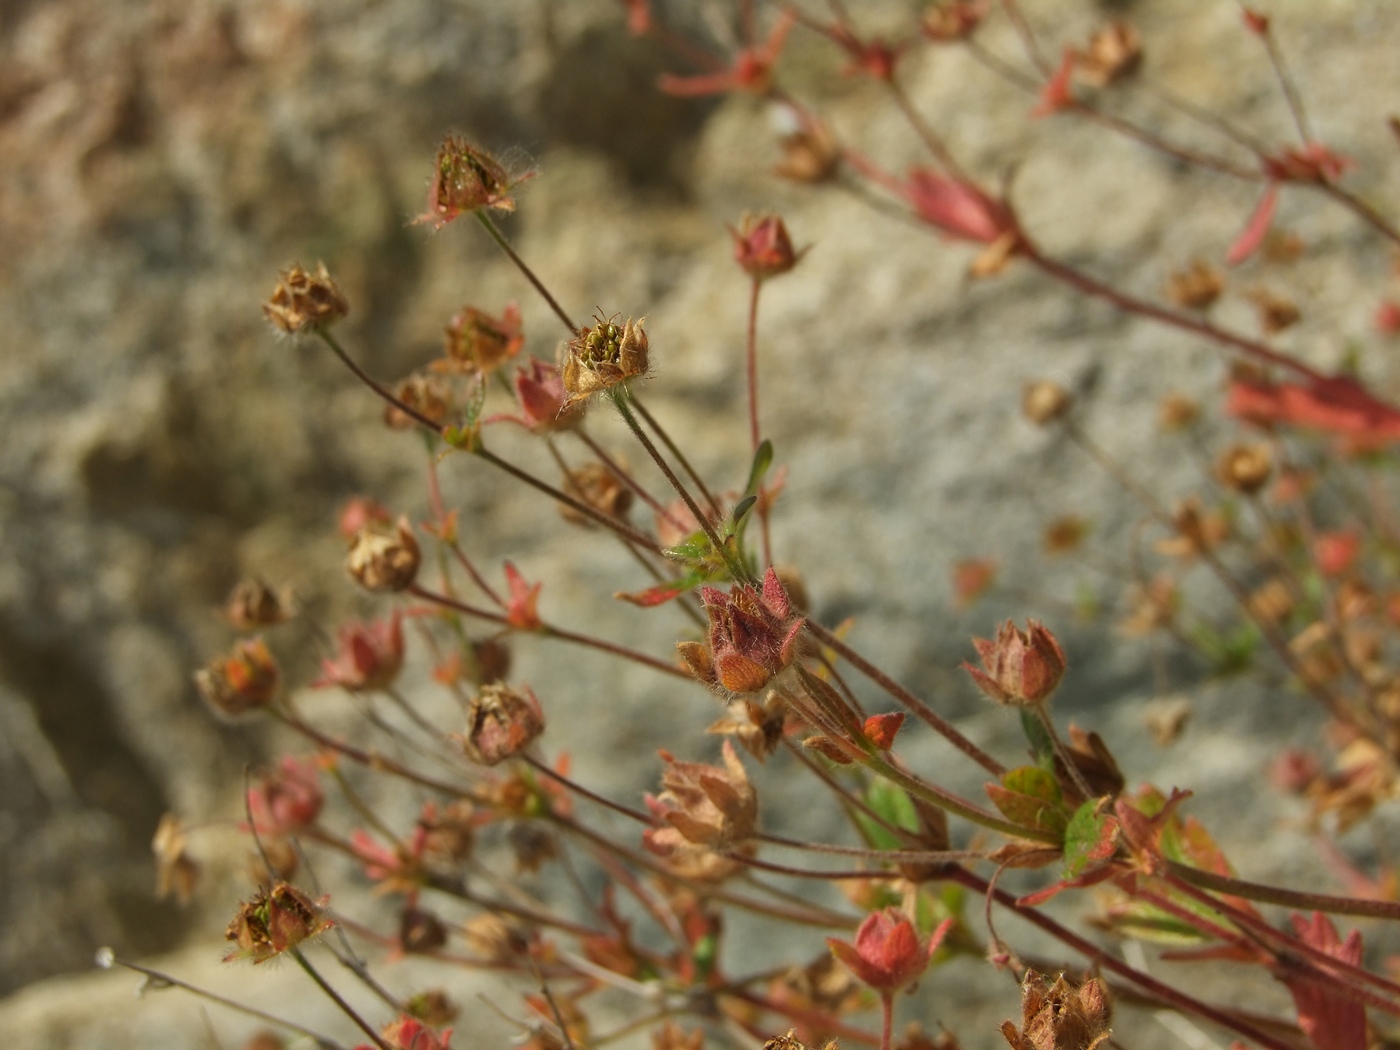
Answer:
474;211;578;335
1031;702;1095;801
290;947;391;1050
317;330;444;433
629;394;724;518
1165;859;1400;921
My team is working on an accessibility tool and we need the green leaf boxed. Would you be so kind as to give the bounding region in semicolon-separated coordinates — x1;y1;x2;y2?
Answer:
745;439;774;496
731;494;758;527
1019;709;1056;771
986;766;1068;837
1062;801;1119;878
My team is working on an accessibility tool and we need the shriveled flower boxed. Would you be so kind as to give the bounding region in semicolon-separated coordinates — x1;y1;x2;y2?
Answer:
774;121;841;183
347;518;421;592
1076;22;1141;87
684;568;804;696
315;611;406;691
379;1015;454;1050
1154;498;1229;559
385;373;451;430
1246;287;1301;334
643;741;758;876
1157;392;1200;430
463;912;532;964
964;619;1067;706
399;907;449;954
152;813;199;904
827;908;954;994
224;882;333;963
1165;260;1223;310
195;637;280;717
248;756;324;837
1023;381;1073;425
561;313;649;403
560;461;634;525
263;263;348;334
507;358;584;432
441;303;523;374
225;577;294;630
458;683;545;765
418;135;517;228
418;800;476;864
708;689;789;761
730;212;805;281
1001;971;1111;1050
922;1;988;42
1217;442;1273;494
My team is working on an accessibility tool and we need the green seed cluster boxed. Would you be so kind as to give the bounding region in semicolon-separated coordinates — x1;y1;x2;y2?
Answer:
581;322;622;364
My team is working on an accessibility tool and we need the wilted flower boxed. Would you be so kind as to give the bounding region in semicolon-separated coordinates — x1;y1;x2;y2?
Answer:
441;303;523;373
730;212;804;281
225;578;294;630
964;620;1067;706
347;518;421;592
195;638;280;717
561;314;649;403
224;882;332;963
508;358;584;432
1076;22;1142;87
1217;442;1273;494
458;683;545;765
643;740;758;878
263;263;348;334
248;756;324;837
681;568;803;696
385;373;451;430
708;689;789;762
1155;498;1229;559
560;461;634;525
315;611;406;691
1023;381;1073;425
399;907;449;954
418;136;517;228
152;813;199;904
827;908;953;994
1000;971;1111;1050
1165;260;1223;310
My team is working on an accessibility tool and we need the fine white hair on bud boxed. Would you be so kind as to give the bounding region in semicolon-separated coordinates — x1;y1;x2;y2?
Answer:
94;946;115;969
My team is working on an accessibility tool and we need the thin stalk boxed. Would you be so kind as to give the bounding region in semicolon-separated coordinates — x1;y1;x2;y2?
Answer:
574;430;688;532
318;330;444;433
100;954;347;1050
1252;12;1312;144
886;76;972;181
745;278;775;568
1031;702;1095;801
611;390;746;580
804;618;1006;775
409;583;691;680
879;993;894;1050
629;394;724;518
474;211;578;335
289;947;391;1050
1166;859;1400;922
864;752;1059;844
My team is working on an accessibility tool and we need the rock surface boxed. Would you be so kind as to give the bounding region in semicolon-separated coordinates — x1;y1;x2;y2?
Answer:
1;0;1398;1046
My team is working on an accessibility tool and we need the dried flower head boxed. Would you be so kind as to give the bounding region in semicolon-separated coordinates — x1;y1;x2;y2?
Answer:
152;813;199;903
1246;287;1301;334
225;577;294;630
379;1015;454;1050
347;518;421;592
384;373;452;430
263;263;348;334
418;800;476;864
1154;498;1229;559
1023;381;1073;426
922;1;988;42
686;568;804;696
562;313;649;403
195;637;280;717
1165;260;1224;310
1000;971;1111;1050
442;303;524;373
458;683;545;765
1217;442;1273;494
708;689;789;762
419;135;517;228
315;611;406;691
730;212;805;281
561;461;635;525
964;620;1067;706
1157;392;1200;430
224;882;332;963
399;907;449;954
1076;22;1142;87
643;740;758;878
1248;576;1296;626
774;122;841;183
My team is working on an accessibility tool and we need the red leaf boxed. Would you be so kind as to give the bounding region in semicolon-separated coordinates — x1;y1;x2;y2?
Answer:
1226;183;1279;265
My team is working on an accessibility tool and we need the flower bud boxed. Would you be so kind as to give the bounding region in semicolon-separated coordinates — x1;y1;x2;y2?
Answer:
827;908;954;995
697;568;804;696
262;263;347;334
963;619;1067;706
224;882;332;963
729;212;804;280
224;577;294;630
315;611;406;691
419;136;516;228
513;357;584;432
459;683;545;765
347;518;420;592
1022;381;1073;426
195;638;280;717
561;314;649;403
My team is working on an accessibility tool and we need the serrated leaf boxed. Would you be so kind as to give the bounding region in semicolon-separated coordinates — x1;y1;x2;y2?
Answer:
986;767;1069;837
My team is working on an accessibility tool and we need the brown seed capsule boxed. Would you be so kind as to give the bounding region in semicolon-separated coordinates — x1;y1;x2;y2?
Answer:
224;882;332;963
263;263;348;334
459;683;545;765
1022;381;1072;426
560;461;634;525
384;373;451;430
561;314;649;403
346;518;420;592
1001;971;1111;1050
1246;287;1301;334
442;304;523;373
1217;442;1273;494
225;578;294;630
774;123;841;183
1165;260;1224;311
1077;21;1142;87
195;638;280;717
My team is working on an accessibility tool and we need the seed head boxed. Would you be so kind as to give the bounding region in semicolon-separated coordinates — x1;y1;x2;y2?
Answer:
1165;260;1223;311
458;683;545;765
195;637;280;717
346;518;421;592
561;314;649;403
729;212;805;281
384;373;451;430
964;619;1067;706
225;577;294;630
1023;381;1073;426
1217;442;1273;494
263;263;348;334
1076;21;1142;87
442;303;523;374
224;882;332;963
1001;971;1111;1050
419;136;517;228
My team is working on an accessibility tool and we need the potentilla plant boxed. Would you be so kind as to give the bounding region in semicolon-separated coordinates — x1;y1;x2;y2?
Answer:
97;4;1400;1050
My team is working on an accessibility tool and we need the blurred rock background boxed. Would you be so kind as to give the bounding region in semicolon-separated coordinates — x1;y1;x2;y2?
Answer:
1;0;1398;1046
